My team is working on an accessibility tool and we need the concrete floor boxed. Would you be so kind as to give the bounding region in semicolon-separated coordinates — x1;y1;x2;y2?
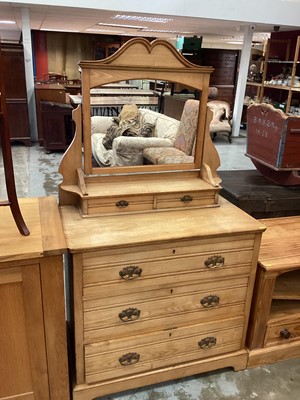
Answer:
1;133;300;399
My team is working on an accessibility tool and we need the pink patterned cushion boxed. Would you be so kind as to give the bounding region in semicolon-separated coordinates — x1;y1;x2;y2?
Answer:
143;147;193;164
174;99;199;155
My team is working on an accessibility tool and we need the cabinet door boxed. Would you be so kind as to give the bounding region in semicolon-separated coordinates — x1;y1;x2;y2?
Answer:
0;263;50;400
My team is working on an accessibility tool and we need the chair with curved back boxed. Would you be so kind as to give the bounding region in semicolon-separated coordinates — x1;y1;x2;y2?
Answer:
207;100;232;143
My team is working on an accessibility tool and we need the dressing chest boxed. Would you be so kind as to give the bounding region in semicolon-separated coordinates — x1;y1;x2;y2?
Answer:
57;38;265;399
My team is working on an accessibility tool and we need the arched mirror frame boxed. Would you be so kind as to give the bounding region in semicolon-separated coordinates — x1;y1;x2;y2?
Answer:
58;38;221;205
81;38;216;174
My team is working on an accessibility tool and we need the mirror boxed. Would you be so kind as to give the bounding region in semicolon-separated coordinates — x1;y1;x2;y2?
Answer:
58;38;221;207
89;79;202;170
78;38;214;176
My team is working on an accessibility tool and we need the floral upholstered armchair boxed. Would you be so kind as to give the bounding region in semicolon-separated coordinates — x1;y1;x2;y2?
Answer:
142;99;199;164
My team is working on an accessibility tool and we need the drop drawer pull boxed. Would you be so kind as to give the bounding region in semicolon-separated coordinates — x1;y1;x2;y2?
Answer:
180;195;193;203
280;328;291;339
116;200;129;208
119;266;142;280
119;352;140;366
204;255;225;269
119;308;141;322
198;336;217;349
200;295;220;308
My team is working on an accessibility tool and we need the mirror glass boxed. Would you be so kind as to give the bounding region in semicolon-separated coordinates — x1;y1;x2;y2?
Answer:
89;79;201;172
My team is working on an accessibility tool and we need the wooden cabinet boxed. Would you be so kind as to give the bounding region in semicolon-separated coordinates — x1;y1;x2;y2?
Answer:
246;36;300;114
0;43;31;146
0;197;70;400
94;42;121;60
40;101;74;152
35;84;66;146
247;216;300;368
60;199;264;400
199;49;239;110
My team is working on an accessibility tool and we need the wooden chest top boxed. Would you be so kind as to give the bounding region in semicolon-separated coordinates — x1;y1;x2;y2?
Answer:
59;198;265;253
258;216;300;272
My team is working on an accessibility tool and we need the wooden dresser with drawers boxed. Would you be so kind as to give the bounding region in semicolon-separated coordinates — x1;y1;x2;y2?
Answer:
60;199;264;399
57;38;265;399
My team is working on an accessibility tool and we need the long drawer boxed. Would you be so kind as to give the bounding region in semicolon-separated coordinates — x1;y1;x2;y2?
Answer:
84;316;244;384
83;276;248;342
81;235;256;298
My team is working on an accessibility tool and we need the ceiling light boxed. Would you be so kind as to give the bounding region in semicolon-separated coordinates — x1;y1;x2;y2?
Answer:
40;28;80;33
86;28;126;33
142;29;192;34
112;14;173;23
0;20;16;24
98;22;148;29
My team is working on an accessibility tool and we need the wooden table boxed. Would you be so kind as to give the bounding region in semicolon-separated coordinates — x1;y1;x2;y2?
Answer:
90;88;156;96
69;94;159;115
0;197;70;400
247;216;300;368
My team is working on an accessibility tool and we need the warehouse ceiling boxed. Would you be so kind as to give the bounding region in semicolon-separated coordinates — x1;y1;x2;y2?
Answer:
0;3;299;48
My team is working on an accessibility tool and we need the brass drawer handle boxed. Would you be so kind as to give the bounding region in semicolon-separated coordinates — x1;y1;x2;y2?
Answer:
204;255;225;269
200;295;220;308
119;352;140;366
280;328;291;339
180;195;193;203
119;308;141;322
116;200;129;208
119;266;142;280
198;336;217;349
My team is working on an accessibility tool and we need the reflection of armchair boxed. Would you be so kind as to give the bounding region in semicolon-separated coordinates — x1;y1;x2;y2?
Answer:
143;99;199;164
91;109;180;167
207;100;232;143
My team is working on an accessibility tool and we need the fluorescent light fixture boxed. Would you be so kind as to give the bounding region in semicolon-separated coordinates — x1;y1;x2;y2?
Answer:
86;28;125;33
40;28;80;32
98;22;148;29
112;14;173;23
142;29;192;34
0;20;16;24
227;41;243;44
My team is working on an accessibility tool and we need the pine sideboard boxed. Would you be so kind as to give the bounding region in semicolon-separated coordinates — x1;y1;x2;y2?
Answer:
0;197;70;400
247;216;300;368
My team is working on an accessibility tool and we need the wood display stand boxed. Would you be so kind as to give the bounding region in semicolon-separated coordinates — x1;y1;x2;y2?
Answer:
247;216;300;368
58;38;265;400
0;197;70;400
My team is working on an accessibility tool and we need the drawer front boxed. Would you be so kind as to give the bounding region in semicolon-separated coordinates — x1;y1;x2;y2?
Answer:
83;276;248;342
84;317;244;384
83;257;252;298
82;235;255;297
265;317;300;346
88;195;153;215
155;191;217;209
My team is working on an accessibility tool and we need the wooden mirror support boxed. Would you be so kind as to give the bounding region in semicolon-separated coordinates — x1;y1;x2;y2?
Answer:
58;38;222;213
